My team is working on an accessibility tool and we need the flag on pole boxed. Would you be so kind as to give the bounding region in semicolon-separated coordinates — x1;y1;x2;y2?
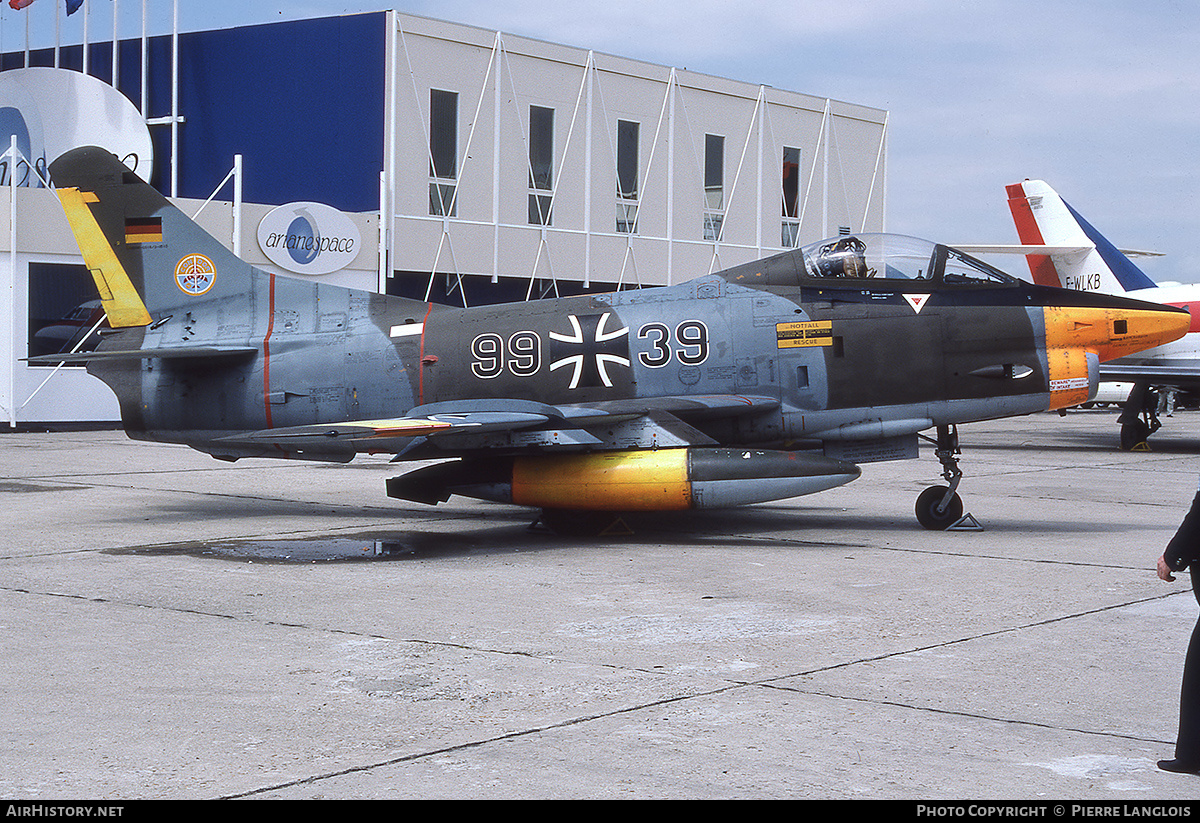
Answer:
66;0;83;14
8;0;37;11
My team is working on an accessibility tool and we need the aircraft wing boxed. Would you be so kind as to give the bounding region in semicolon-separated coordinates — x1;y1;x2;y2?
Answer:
212;394;780;459
554;393;778;422
1098;362;1200;390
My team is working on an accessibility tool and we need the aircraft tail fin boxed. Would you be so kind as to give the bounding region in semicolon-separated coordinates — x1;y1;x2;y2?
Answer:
49;146;257;325
1005;179;1157;294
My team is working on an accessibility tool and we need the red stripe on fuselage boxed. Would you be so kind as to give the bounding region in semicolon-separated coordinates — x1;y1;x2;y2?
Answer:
263;273;276;428
417;301;434;406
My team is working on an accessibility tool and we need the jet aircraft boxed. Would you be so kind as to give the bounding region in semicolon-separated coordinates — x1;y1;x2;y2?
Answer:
34;148;1191;531
1002;179;1200;449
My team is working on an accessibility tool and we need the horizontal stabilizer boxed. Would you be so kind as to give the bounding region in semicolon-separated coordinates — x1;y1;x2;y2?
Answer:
25;345;258;366
953;244;1091;256
954;243;1162;258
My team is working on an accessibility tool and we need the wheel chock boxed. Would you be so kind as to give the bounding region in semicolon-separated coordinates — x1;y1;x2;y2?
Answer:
946;512;984;531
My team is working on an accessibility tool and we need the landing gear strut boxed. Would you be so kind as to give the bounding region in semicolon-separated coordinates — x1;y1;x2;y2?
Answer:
915;425;975;531
1118;383;1160;451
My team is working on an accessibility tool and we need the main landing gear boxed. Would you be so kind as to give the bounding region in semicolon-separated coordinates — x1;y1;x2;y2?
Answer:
1118;383;1161;452
915;424;979;531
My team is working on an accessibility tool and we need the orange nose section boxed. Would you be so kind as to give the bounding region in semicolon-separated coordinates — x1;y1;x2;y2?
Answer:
1043;305;1191;362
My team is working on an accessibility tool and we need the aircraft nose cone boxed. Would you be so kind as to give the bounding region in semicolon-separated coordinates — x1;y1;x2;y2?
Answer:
1044;303;1191;362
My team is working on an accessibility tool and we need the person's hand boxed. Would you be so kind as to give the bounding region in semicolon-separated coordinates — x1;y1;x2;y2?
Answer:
1158;554;1177;582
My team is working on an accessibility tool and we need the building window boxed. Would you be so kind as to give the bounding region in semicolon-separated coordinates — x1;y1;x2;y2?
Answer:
703;133;724;241
429;89;458;217
28;262;105;363
528;105;554;225
781;146;801;247
616;119;639;234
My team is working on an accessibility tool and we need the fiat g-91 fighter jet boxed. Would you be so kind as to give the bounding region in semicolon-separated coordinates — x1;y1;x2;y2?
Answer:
39;148;1190;531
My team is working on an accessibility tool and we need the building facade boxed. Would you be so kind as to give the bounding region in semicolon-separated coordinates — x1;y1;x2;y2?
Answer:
0;9;887;424
382;14;888;305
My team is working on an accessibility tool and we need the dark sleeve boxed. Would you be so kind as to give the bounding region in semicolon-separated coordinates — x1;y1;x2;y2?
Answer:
1165;490;1200;572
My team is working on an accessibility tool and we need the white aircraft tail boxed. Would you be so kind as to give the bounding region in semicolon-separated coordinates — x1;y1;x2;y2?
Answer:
1005;179;1158;294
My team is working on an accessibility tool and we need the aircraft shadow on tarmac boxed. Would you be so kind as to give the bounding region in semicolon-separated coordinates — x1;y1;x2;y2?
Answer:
107;502;882;563
105;497;1137;564
632;505;1150;541
969;432;1200;455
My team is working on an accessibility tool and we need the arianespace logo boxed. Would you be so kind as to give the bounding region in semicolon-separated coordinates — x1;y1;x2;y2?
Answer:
257;201;361;276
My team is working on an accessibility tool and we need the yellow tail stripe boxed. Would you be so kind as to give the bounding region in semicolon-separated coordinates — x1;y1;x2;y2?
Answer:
56;187;151;328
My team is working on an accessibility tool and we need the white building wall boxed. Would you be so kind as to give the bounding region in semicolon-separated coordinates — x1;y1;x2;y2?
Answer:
384;11;889;297
0;187;120;424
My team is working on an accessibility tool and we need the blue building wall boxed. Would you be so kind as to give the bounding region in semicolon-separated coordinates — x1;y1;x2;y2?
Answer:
4;11;386;212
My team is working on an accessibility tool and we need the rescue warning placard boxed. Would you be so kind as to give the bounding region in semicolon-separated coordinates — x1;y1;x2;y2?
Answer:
776;320;833;348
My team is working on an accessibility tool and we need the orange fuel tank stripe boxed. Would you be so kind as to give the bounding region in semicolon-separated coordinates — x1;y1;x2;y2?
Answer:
511;450;692;511
1044;346;1092;410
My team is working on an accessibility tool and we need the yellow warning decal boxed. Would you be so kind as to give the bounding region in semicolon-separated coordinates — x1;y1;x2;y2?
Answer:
776;320;833;349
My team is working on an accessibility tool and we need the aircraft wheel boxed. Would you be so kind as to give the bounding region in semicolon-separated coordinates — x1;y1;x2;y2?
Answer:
915;485;963;531
1120;420;1150;451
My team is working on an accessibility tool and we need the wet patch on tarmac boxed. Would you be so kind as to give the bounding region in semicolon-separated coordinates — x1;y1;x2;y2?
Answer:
102;505;882;565
0;481;90;493
106;532;517;563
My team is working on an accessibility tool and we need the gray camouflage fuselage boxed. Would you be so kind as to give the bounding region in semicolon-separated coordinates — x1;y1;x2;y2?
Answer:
94;259;1059;458
45;146;1190;526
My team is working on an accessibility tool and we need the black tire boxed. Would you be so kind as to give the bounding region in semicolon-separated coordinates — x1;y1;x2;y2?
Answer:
1120;420;1150;451
915;485;963;531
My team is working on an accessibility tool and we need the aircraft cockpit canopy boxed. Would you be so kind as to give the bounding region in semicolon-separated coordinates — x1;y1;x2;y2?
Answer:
801;234;1019;286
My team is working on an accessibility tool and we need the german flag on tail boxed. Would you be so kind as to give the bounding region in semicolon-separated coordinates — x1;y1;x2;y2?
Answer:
124;217;162;244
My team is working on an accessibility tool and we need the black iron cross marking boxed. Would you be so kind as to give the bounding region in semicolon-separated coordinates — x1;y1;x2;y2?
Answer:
548;312;630;389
